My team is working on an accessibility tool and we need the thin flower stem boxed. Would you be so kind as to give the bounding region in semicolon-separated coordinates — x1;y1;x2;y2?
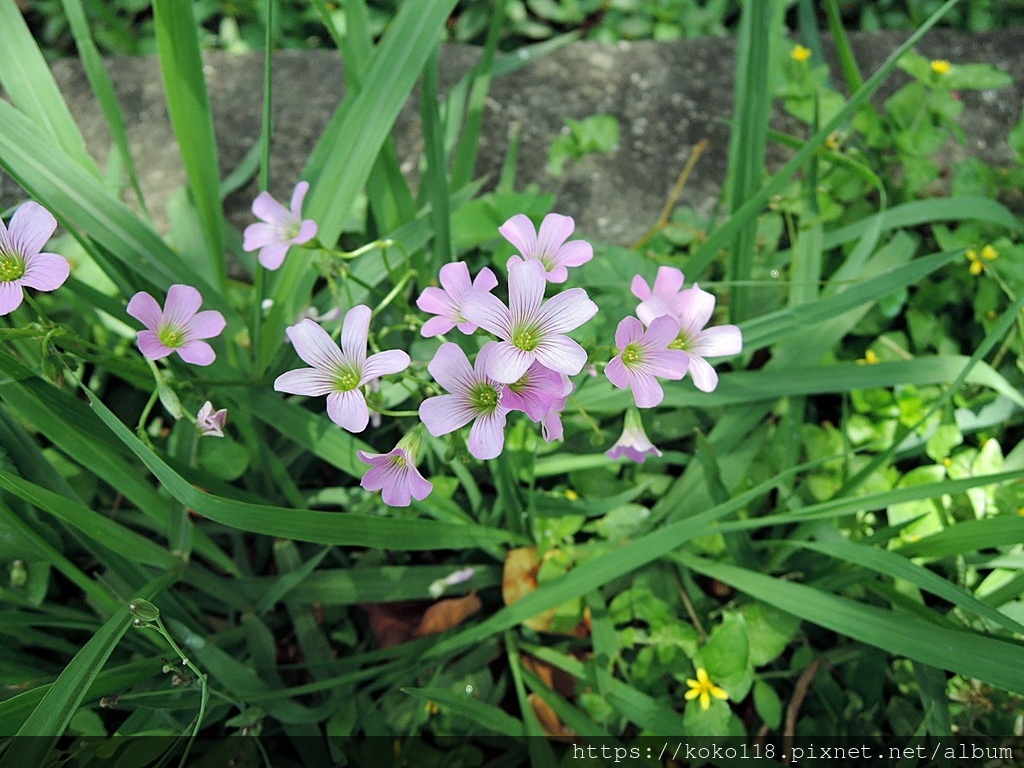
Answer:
21;293;54;328
137;388;160;439
568;395;603;438
252;266;266;373
374;270;416;316
374;408;420;418
147;617;209;768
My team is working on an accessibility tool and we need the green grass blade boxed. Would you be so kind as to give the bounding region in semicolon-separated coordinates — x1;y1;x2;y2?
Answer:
421;46;453;271
686;0;962;279
82;384;515;550
896;517;1024;559
823;0;865;93
725;0;781;322
265;0;458;357
59;0;149;217
678;554;1024;696
403;687;525;736
2;573;175;756
151;0;226;288
0;0;99;176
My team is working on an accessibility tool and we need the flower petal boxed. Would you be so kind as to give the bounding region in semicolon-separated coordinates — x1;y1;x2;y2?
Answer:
20;252;69;292
676;284;716;335
461;289;513;340
535;287;598;335
507;259;546;322
642;314;681;350
605;355;628;389
286;319;345;372
126;291;164;330
438;261;472;299
629;372;664;408
533;335;588;376
340;305;371;365
630;274;652;301
635;296;674;326
274;367;336;396
242;222;278;251
536;213;574;256
692;324;743;358
416;286;456;317
252;190;290;224
258;243;290;270
0;282;24;315
164;284;203;328
485;341;534;384
644;349;689;380
176;340;216;366
473;267;499;292
137;330;172;360
419;393;475;436
289;181;310;214
652;266;685;297
468;410;507;460
427;342;476;395
362;349;410;382
326;390;369;432
7;202;57;257
408;469;433;502
499;213;538;256
556;239;593;269
686;354;720;393
421;315;456;337
293;219;317;245
185;310;226;340
614;316;645;350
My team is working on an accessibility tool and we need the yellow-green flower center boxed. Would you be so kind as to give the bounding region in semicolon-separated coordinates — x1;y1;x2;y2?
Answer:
513;325;541;352
621;343;643;366
508;374;530;394
157;325;185;349
669;332;691;352
333;366;361;392
0;251;25;282
469;382;500;413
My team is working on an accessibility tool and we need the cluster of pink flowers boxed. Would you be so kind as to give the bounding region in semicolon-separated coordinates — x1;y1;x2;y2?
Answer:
4;187;743;509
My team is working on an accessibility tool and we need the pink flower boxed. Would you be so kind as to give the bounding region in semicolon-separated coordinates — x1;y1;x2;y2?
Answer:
419;342;509;460
242;181;318;270
127;285;226;366
358;431;432;507
631;266;689;326
274;306;410;432
416;261;498;337
540;375;574;442
605;315;688;408
0;202;70;316
606;409;661;463
196;401;227;437
501;362;566;421
669;284;743;393
462;259;598;384
501;213;593;283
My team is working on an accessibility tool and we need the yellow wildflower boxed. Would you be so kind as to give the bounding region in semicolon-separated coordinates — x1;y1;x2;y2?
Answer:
966;245;998;275
930;59;951;75
684;668;729;711
857;349;880;365
565;488;580;501
790;45;812;63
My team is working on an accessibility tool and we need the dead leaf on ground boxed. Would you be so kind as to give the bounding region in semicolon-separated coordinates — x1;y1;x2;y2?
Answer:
528;693;574;740
413;591;482;637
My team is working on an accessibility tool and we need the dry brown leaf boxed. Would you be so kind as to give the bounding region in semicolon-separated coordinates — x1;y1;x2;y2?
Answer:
522;655;576;699
361;601;427;648
528;693;574;740
502;547;555;632
413;591;482;638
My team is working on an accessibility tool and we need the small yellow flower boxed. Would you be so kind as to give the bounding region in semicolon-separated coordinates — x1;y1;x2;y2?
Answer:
790;45;812;63
857;349;880;365
1016;507;1024;517
565;488;579;501
943;458;952;467
930;59;951;75
825;131;842;152
424;700;441;716
966;245;998;275
684;668;729;711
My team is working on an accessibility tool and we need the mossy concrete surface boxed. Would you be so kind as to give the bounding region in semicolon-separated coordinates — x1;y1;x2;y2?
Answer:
1;28;1022;247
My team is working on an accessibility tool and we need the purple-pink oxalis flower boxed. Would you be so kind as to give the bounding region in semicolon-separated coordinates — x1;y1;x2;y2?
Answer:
243;181;318;270
0;202;70;316
196;401;227;437
501;361;567;422
462;259;598;384
631;266;690;326
358;431;432;508
274;305;410;433
606;315;689;408
416;261;498;337
606;409;661;463
419;342;510;460
127;285;226;366
500;213;593;283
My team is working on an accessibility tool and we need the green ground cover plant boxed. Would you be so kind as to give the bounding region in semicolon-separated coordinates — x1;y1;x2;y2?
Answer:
2;0;1024;765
